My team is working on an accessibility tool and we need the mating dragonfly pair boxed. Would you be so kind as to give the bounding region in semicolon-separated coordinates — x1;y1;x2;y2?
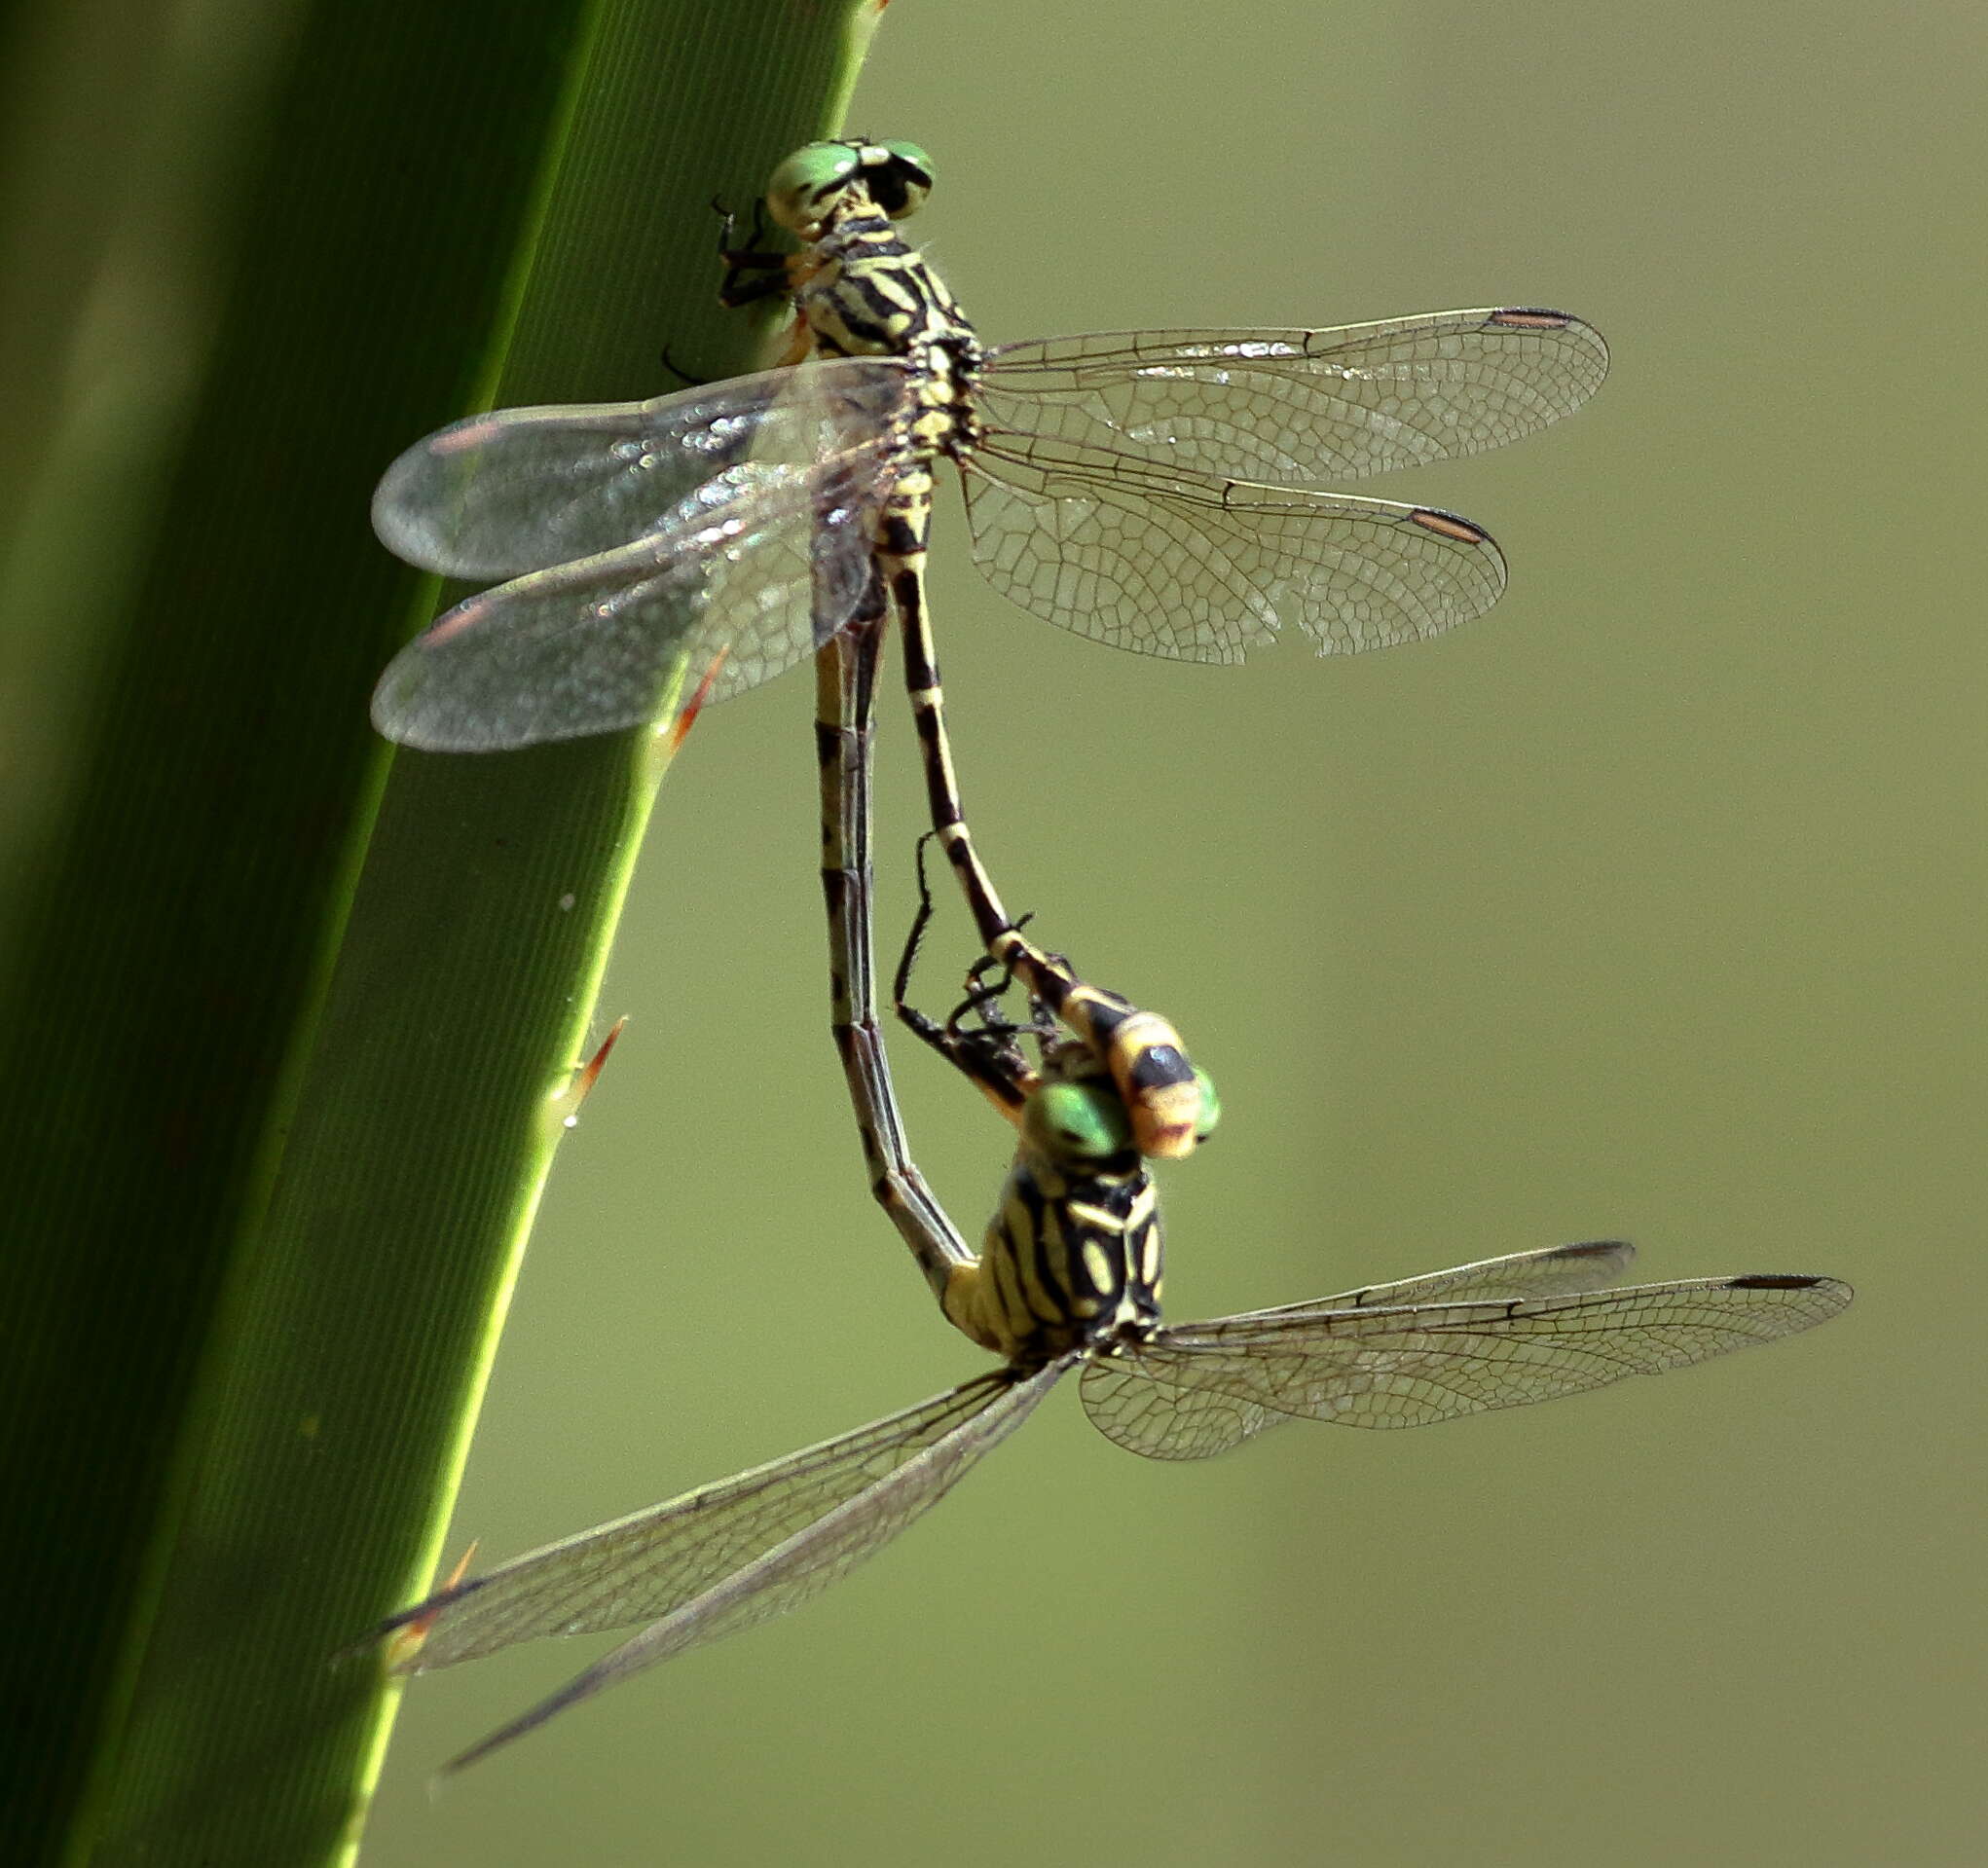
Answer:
368;139;1850;1771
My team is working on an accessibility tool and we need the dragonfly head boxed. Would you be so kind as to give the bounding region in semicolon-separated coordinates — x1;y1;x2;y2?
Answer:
1022;1038;1219;1165
1019;1040;1142;1168
1021;1073;1135;1167
766;139;934;239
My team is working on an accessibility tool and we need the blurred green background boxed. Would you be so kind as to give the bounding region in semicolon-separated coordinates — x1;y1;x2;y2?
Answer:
19;0;1982;1860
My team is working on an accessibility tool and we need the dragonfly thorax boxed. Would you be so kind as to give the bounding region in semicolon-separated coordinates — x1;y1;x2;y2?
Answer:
941;1055;1165;1365
795;192;986;462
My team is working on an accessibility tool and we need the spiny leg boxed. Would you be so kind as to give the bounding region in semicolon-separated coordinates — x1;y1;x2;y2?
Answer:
714;195;791;308
817;565;974;1299
891;830;1044;1122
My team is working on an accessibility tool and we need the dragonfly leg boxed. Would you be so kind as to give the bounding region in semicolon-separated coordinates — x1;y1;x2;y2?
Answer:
716;196;796;309
654;341;711;389
816;575;976;1300
891;831;1038;1121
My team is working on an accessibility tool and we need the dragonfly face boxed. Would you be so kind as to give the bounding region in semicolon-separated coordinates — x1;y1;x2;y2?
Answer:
765;139;935;238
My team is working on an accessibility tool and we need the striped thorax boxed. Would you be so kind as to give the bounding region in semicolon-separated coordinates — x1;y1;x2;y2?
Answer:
771;140;981;376
788;150;983;578
942;1041;1164;1363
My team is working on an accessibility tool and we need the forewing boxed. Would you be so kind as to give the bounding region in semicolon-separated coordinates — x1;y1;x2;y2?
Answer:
370;446;889;751
1078;1242;1638;1461
372;357;912;579
966;434;1505;662
422;1361;1070;1773
980;310;1607;484
1210;1240;1639;1330
376;1368;1043;1677
1083;1272;1851;1457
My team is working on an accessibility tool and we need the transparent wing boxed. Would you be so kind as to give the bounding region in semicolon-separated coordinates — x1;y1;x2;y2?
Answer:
377;1365;1059;1676
1077;1243;1638;1461
1213;1240;1639;1329
965;434;1505;662
370;443;893;751
1076;1364;1271;1463
980;310;1607;485
1081;1272;1851;1460
414;1360;1068;1774
372;357;913;580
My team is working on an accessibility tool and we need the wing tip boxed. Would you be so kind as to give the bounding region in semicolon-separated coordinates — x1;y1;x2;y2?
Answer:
1407;505;1496;549
1559;1238;1637;1268
1490;304;1609;351
1726;1272;1855;1303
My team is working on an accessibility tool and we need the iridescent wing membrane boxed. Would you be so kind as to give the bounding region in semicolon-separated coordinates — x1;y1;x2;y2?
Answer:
369;310;1608;749
977;311;1610;481
383;1362;1069;1772
967;309;1608;658
370;360;914;750
1081;1244;1852;1460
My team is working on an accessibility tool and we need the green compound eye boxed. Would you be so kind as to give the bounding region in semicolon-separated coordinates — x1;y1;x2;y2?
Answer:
1025;1080;1133;1162
1191;1067;1222;1144
871;140;934;219
765;142;862;234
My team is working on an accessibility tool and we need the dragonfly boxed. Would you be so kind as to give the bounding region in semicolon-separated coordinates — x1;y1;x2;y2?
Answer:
372;912;1851;1775
368;138;1610;1300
